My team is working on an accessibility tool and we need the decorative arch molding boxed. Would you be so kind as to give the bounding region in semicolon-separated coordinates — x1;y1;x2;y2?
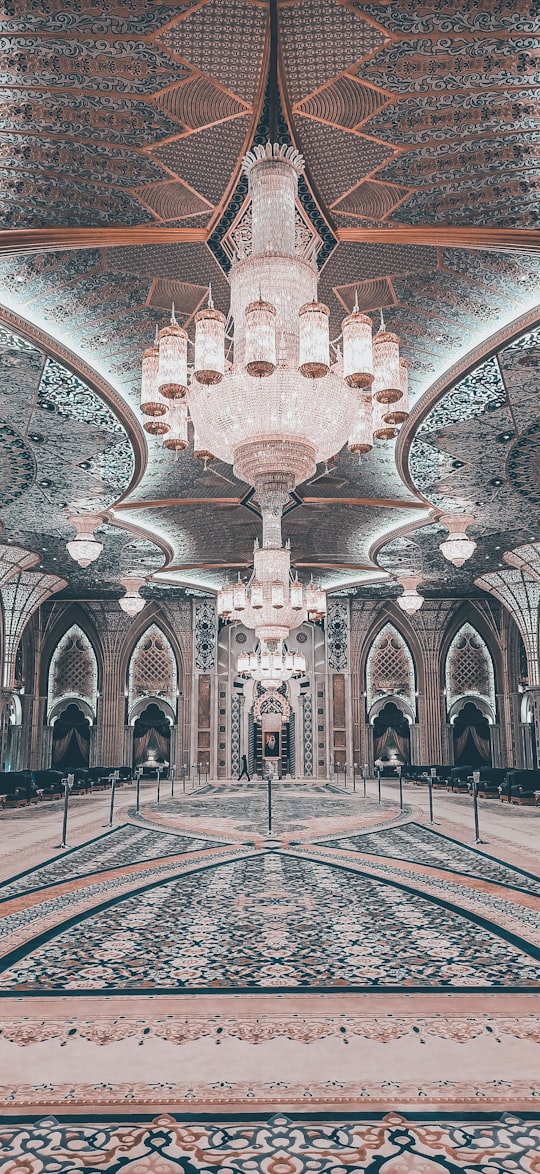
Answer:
439;601;502;694
368;694;415;726
253;690;291;721
521;691;535;724
0;303;145;499
40;603;104;696
127;622;178;716
48;695;95;726
445;622;496;721
47;623;98;721
365;622;416;719
119;604;185;693
355;604;425;697
397;304;540;499
128;695;176;727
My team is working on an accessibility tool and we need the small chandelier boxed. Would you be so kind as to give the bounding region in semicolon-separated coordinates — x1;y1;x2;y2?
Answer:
66;513;103;567
119;576;146;616
439;514;477;566
397;573;424;613
237;641;306;690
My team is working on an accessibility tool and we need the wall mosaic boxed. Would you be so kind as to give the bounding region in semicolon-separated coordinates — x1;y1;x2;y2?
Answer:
194;599;216;671
327;599;349;672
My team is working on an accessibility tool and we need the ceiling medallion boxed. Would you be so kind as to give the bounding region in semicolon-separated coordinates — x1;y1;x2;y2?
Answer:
140;144;411;680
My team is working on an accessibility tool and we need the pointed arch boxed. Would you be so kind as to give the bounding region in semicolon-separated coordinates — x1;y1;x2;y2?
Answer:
365;621;416;720
39;603;103;696
47;622;99;721
127;621;178;720
118;602;185;695
445;621;496;723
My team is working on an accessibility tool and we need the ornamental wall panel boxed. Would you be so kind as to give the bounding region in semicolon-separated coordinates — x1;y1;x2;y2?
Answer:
127;623;177;714
445;622;496;716
366;623;416;716
47;624;98;717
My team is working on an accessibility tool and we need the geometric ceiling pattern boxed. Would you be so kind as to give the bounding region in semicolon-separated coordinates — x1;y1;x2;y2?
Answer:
0;0;538;600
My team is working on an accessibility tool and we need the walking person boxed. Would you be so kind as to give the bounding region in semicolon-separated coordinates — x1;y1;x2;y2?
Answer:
238;753;251;781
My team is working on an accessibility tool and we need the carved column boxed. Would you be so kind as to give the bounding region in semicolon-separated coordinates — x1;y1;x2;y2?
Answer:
192;599;217;776
326;599;351;775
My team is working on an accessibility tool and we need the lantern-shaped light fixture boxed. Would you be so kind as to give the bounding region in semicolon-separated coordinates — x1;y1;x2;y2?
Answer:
66;514;104;567
271;580;285;608
141;343;169;431
298;301;330;378
397;574;424;613
439;514;477;566
348;392;373;455
373;394;398;441
250;580;264;609
237;652;250;673
233;577;247;611
162;401;188;452
194;303;226;385
342;306;373;388
384;357;410;426
373;326;402;404
119;576;146;617
245;298;277;376
157;310;188;400
217;583;234;617
290;576;303;610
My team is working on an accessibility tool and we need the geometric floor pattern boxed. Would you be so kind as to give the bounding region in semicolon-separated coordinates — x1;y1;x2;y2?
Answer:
0;780;538;1151
1;852;539;993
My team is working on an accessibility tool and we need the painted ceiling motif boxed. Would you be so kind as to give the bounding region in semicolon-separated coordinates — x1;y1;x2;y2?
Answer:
0;0;538;600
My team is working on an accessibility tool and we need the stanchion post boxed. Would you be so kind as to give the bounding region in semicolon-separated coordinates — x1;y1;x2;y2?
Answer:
267;768;272;835
398;764;403;812
108;773;117;827
182;764;186;793
156;769;161;805
171;766;175;799
197;761;201;787
344;762;348;789
377;767;381;804
136;769;141;815
429;767;436;824
191;764;195;790
205;761;208;786
363;763;368;798
353;762;357;792
472;769;481;842
60;773;72;848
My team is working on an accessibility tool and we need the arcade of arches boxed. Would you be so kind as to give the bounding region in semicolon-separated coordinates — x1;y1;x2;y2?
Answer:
0;0;540;1166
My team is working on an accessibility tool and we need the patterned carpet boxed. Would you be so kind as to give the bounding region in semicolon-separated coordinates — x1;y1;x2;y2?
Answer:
1;852;538;992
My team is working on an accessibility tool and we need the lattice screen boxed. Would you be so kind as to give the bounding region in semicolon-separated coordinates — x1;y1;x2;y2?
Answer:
48;625;98;713
128;623;177;711
445;623;495;713
366;623;415;714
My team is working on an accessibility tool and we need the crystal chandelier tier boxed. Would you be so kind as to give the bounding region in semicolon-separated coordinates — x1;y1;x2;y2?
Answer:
237;641;306;691
140;142;410;662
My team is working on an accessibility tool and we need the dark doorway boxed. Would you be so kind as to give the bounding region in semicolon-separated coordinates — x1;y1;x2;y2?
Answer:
133;702;170;770
52;703;90;768
373;701;410;767
453;701;491;766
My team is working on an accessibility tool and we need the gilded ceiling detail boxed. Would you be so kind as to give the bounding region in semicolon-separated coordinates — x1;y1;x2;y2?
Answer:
0;0;537;599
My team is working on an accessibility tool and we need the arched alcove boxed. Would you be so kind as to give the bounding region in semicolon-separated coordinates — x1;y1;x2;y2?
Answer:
451;701;491;767
51;701;91;769
47;624;98;721
445;622;496;722
127;623;177;716
366;623;416;718
132;701;171;771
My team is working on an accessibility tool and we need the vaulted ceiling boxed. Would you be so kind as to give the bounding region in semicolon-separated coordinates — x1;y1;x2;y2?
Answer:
0;0;538;603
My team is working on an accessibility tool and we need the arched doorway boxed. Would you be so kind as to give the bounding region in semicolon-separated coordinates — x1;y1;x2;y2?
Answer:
133;702;171;772
51;702;91;769
373;701;411;769
452;701;491;766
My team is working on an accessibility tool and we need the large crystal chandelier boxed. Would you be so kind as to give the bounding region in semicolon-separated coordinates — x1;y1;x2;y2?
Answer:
140;143;409;675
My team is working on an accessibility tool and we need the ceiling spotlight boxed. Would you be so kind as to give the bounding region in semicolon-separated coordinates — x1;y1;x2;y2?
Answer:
497;431;514;443
66;512;103;567
119;576;146;617
438;513;476;566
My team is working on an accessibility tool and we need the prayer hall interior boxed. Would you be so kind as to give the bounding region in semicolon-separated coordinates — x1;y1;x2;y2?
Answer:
0;1;539;1170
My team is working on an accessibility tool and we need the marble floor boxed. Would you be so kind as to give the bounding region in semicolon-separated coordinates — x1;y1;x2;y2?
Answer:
0;777;539;1171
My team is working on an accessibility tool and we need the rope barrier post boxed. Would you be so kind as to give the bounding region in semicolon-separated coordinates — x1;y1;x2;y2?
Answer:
364;763;368;798
156;769;161;805
344;761;348;789
136;769;141;815
353;761;357;792
191;764;195;790
60;773;72;848
472;769;482;843
108;773;117;827
182;764;186;793
398;764;403;813
377;767;381;804
171;766;175;799
205;761;208;786
429;767;436;824
197;761;201;787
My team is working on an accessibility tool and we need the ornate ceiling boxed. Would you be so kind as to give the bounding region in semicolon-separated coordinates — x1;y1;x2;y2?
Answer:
0;0;538;603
